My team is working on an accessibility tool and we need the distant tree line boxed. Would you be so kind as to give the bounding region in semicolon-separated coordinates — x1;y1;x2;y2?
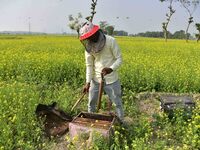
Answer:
114;30;128;36
132;30;191;39
99;21;128;36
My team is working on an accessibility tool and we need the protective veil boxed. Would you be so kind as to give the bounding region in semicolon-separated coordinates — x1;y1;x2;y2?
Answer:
81;30;106;53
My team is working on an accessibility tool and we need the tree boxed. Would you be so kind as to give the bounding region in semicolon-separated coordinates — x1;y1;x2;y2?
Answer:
160;0;178;42
68;13;83;38
99;21;108;34
68;0;98;38
134;31;171;38
99;21;115;35
85;0;98;22
172;30;190;39
133;30;192;39
195;23;200;42
114;30;128;36
180;0;200;42
105;26;115;36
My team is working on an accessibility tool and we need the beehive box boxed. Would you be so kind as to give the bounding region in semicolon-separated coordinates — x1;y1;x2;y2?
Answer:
159;95;195;119
160;95;195;112
69;112;117;139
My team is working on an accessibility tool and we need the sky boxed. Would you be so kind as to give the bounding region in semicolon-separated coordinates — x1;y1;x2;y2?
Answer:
0;0;200;35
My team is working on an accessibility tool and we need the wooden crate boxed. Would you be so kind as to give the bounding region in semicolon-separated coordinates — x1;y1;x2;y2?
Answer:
69;112;117;139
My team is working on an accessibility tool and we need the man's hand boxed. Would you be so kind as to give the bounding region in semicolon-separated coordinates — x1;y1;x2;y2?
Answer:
101;68;113;76
83;83;90;93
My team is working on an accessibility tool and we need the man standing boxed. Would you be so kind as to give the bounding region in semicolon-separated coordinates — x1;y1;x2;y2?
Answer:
79;21;124;122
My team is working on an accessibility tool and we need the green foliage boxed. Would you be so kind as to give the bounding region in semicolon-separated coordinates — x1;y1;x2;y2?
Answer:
0;81;47;149
110;102;200;150
173;30;190;39
196;23;200;30
195;23;200;42
99;21;108;33
105;26;115;36
114;30;128;36
99;21;115;35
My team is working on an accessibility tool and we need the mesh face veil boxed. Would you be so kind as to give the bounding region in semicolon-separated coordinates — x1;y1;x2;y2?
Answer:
80;21;106;53
81;30;106;53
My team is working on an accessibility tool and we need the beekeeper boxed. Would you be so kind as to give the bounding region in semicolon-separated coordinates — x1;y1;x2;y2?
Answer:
80;21;124;122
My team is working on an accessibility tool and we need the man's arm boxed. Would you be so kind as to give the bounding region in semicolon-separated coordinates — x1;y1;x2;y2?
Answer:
85;51;94;83
83;51;94;93
110;38;122;71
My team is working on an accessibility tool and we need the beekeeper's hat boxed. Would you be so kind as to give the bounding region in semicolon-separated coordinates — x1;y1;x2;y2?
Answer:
80;21;100;41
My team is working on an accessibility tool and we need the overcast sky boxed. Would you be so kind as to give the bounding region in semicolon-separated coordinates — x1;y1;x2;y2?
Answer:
0;0;199;34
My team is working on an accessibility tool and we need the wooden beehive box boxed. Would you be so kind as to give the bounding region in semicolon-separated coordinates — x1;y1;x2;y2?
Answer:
160;95;195;112
69;112;117;140
159;95;195;119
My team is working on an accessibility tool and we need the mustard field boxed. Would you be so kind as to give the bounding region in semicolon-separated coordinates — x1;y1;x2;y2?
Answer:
0;35;199;150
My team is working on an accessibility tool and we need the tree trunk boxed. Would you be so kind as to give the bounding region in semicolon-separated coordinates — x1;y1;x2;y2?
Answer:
163;1;174;42
185;23;191;43
164;29;168;42
77;31;80;39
